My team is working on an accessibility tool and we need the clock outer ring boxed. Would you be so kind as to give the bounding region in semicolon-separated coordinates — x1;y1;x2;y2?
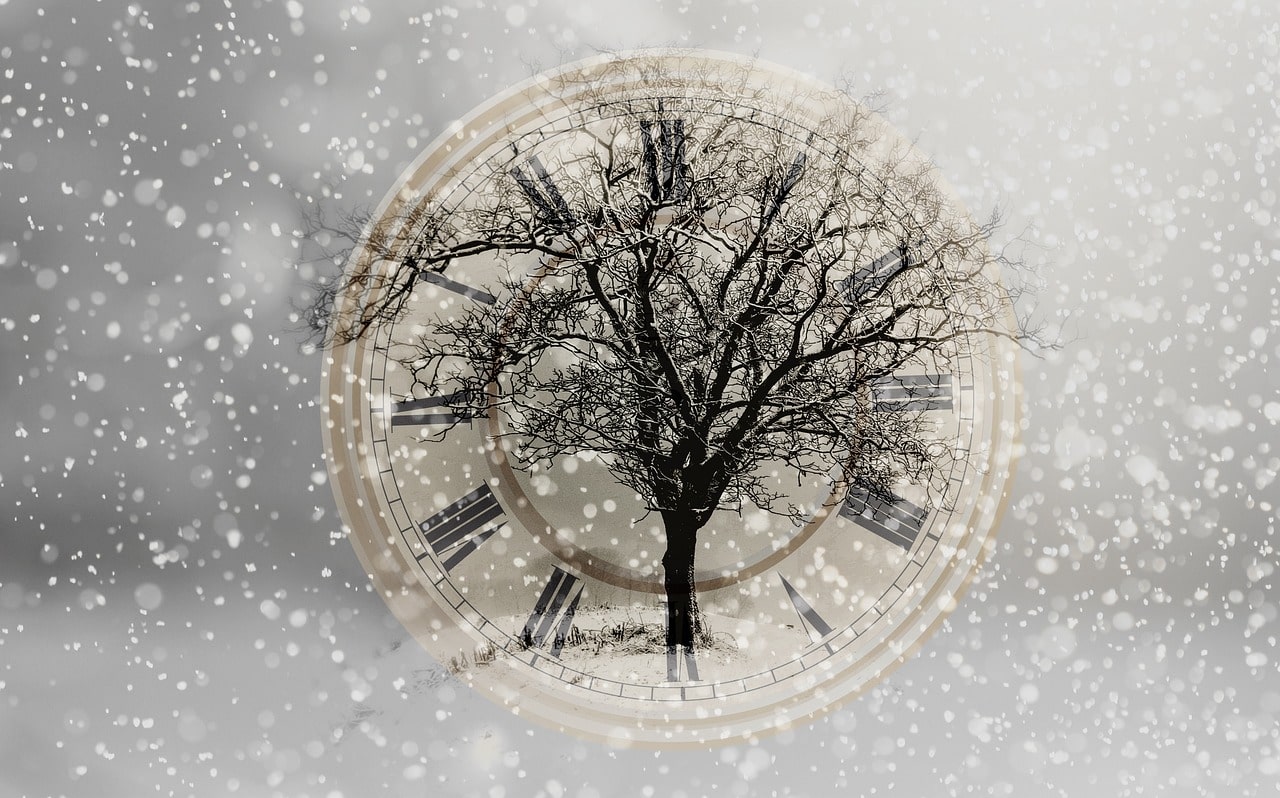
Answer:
320;49;1023;748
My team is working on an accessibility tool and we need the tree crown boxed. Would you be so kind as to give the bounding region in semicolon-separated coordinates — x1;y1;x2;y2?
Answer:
316;74;1020;524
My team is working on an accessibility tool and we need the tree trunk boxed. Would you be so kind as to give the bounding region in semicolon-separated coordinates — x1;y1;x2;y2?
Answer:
661;510;703;680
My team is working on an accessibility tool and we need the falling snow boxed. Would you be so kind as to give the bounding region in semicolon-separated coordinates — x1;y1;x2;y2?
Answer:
1;1;1278;796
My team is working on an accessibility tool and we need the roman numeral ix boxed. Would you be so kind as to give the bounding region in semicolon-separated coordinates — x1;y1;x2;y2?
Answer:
390;390;475;428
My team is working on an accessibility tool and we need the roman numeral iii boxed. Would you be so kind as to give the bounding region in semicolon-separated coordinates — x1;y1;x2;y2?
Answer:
872;373;954;412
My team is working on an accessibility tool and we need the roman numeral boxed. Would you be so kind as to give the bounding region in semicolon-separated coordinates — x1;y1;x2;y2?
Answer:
872;373;954;412
837;243;917;302
640;118;690;203
839;483;928;551
414;270;497;305
510;155;577;229
519;566;583;658
416;484;505;570
778;575;836;654
666;645;700;683
763;150;807;223
390;391;475;428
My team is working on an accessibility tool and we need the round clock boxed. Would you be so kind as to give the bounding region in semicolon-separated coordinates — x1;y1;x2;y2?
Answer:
320;51;1020;747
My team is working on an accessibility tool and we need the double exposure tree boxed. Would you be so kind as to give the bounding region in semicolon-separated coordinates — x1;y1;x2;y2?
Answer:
309;74;1027;673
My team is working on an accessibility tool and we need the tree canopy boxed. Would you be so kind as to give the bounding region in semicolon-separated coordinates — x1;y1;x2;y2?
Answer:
348;96;1011;523
306;70;1032;661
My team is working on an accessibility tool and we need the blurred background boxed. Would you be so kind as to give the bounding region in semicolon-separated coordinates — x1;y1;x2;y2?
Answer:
1;0;1276;795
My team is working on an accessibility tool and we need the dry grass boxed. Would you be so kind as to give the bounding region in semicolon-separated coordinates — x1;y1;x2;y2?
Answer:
451;608;738;675
446;641;498;675
571;614;736;656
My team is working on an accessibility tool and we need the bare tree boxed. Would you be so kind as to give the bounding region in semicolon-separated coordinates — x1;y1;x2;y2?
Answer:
309;67;1033;672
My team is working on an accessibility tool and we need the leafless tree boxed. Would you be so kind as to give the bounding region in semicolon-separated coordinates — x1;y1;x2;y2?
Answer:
307;65;1036;670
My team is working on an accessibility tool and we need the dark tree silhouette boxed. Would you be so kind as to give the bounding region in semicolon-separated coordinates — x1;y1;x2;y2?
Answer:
307;68;1033;676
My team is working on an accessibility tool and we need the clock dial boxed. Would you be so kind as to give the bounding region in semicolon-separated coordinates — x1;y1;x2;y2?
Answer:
321;51;1020;747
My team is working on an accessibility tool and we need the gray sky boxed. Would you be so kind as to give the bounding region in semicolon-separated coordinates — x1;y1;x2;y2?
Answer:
2;0;1277;795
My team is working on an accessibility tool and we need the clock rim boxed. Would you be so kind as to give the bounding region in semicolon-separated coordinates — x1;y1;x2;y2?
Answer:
320;48;1023;748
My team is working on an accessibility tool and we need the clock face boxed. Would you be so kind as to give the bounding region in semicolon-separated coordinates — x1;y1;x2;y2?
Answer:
321;51;1020;747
